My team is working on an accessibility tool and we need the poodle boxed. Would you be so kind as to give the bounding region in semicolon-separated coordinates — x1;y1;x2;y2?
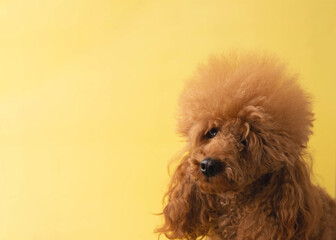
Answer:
156;53;336;240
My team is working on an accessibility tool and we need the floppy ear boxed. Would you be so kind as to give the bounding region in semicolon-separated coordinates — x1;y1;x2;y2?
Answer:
156;154;214;239
237;105;272;127
264;161;322;240
237;105;321;239
239;162;321;240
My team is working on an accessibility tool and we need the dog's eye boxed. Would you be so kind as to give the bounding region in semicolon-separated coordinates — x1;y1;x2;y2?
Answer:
241;139;247;146
205;128;218;139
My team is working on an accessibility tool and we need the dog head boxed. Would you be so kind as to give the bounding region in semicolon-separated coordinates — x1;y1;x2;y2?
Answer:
177;53;314;194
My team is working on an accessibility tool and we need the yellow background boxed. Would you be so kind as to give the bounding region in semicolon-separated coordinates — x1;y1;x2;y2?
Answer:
0;1;335;239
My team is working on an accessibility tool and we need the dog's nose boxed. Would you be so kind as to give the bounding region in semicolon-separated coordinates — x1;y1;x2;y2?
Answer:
200;158;222;177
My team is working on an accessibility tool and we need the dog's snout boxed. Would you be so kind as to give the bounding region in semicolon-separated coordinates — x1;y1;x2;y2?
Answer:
200;158;222;177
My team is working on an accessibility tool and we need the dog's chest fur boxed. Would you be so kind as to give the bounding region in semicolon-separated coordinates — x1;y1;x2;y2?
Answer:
208;183;269;240
209;194;246;240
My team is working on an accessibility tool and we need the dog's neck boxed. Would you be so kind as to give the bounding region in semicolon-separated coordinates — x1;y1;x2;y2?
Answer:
206;172;279;239
218;171;278;206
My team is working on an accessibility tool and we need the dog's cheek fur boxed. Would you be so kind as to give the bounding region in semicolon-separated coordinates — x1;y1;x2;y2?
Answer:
239;106;291;174
156;156;220;239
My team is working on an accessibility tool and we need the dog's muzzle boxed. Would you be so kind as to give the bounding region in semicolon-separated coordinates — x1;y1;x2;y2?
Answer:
200;158;223;177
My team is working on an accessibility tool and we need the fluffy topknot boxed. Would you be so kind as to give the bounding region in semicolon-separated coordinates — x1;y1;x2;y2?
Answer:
177;53;314;147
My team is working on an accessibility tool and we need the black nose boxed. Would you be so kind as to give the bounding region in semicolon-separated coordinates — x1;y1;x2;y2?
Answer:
200;158;222;177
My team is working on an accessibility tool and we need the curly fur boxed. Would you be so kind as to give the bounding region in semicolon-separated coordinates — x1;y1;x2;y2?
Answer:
156;53;336;240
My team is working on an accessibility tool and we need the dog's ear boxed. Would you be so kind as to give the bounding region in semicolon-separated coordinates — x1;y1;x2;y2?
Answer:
239;159;322;239
156;155;214;239
267;162;322;239
237;105;271;126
